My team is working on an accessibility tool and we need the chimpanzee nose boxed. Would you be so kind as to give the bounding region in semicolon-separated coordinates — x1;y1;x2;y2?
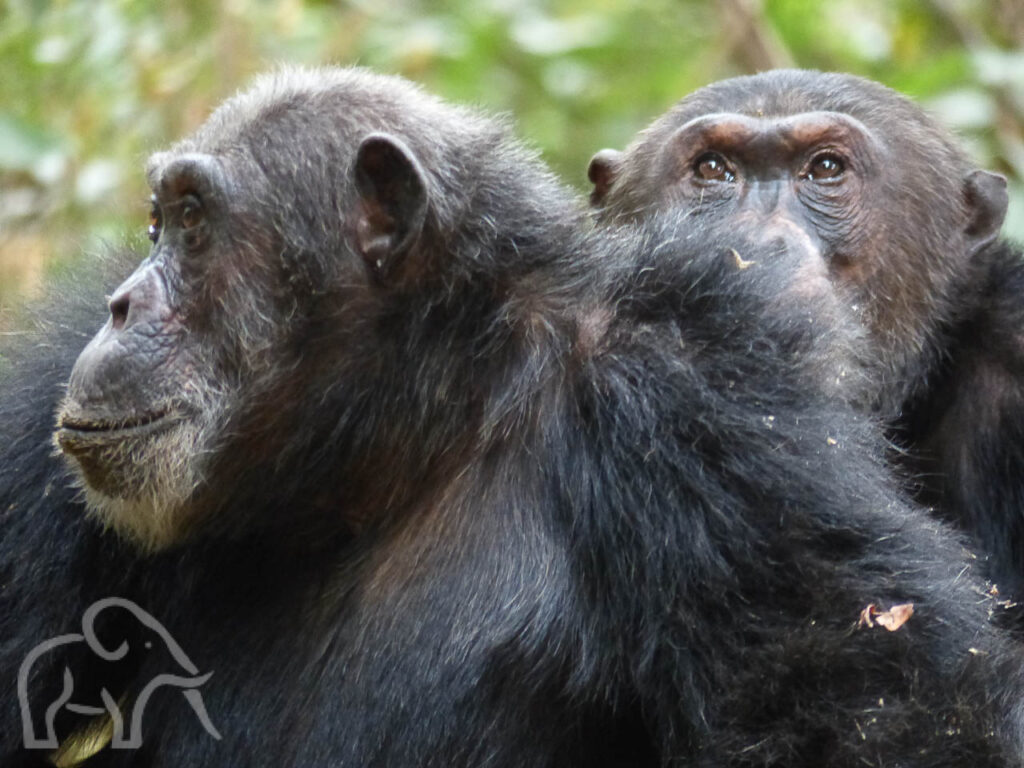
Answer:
731;209;823;266
749;179;782;214
760;215;821;263
66;263;175;413
107;268;165;332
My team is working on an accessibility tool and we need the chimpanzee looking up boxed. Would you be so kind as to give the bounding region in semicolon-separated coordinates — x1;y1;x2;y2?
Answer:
3;66;1024;766
588;69;1024;602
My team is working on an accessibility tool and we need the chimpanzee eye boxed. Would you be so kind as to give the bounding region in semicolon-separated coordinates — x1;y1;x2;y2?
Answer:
694;152;736;183
180;194;203;230
806;153;845;181
147;199;162;243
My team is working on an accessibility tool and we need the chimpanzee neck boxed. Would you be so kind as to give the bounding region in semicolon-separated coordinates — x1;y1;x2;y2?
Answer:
221;230;585;546
349;250;585;524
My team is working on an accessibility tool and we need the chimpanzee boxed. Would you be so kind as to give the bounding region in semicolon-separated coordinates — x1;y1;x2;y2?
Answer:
2;66;1024;767
587;69;1024;603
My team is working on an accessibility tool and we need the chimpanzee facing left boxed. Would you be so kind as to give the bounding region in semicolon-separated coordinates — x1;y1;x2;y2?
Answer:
2;66;1024;766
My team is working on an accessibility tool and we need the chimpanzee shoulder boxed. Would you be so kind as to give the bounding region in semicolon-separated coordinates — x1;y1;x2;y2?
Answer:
898;237;1024;596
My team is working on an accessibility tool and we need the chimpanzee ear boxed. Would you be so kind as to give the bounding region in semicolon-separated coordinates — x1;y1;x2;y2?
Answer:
353;133;429;278
963;169;1008;254
587;149;624;207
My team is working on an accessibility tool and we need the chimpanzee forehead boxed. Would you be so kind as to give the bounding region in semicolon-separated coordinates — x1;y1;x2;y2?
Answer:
679;70;879;114
652;70;933;144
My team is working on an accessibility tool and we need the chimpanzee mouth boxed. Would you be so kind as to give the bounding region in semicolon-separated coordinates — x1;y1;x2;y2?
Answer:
56;409;177;452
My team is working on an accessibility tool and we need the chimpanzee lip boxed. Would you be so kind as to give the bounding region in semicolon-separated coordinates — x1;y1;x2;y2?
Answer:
59;410;170;433
56;409;177;451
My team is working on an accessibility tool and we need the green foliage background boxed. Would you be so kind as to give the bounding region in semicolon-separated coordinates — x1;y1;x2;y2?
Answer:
1;0;1022;305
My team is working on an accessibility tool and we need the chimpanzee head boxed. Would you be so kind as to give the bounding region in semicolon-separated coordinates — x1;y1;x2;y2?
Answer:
56;67;577;551
588;70;1009;412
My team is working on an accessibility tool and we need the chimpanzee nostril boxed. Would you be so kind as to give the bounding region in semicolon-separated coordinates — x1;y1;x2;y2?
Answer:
109;292;131;331
104;267;166;332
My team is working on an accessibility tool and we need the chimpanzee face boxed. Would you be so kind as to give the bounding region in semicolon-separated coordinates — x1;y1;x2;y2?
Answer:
55;72;432;552
587;70;1009;412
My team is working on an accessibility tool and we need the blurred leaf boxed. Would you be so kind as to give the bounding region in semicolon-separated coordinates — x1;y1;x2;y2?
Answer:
1005;182;1024;243
973;48;1024;87
926;88;997;130
509;13;611;55
0;114;61;173
0;0;1019;299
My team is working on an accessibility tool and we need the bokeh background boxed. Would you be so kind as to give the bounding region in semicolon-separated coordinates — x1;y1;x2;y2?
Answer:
1;0;1022;307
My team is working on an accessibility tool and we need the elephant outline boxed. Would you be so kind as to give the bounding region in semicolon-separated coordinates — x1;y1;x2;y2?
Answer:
18;596;221;749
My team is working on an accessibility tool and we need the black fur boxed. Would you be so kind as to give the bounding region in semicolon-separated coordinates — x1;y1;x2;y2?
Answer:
588;69;1024;608
1;67;1022;767
0;249;142;766
900;239;1024;598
